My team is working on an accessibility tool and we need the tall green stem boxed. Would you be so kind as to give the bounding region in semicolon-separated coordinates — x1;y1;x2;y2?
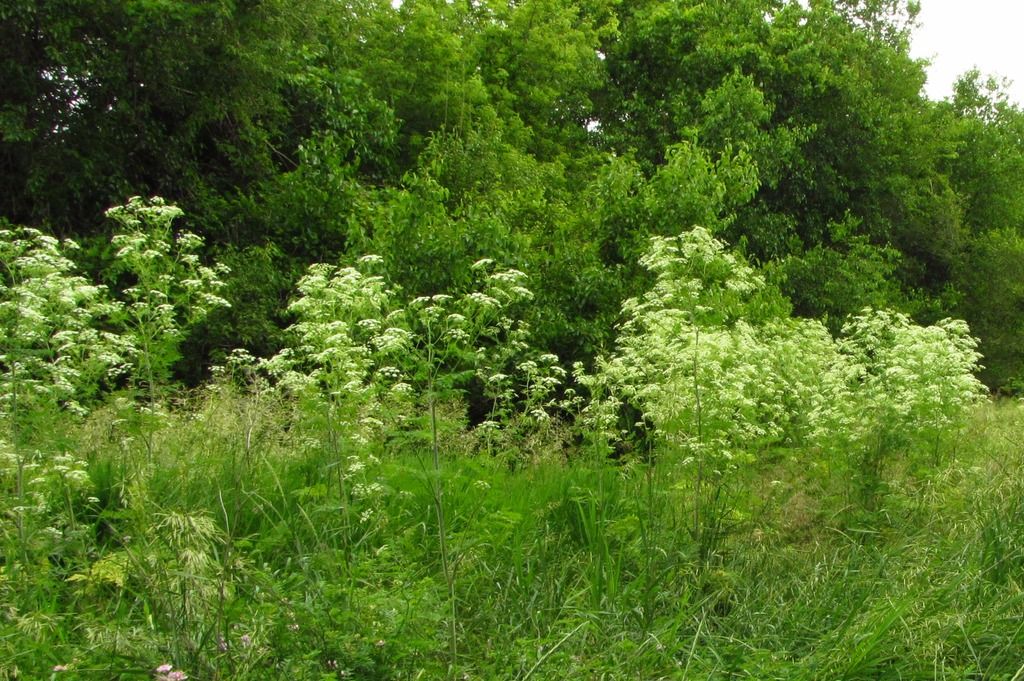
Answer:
428;341;457;676
4;262;28;564
328;402;351;560
693;326;703;554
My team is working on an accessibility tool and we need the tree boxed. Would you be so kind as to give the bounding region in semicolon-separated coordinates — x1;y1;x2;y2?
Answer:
945;72;1024;235
0;0;396;241
954;229;1024;389
595;0;957;323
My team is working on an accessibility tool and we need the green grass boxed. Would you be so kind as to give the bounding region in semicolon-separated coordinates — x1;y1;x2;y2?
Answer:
3;393;1024;680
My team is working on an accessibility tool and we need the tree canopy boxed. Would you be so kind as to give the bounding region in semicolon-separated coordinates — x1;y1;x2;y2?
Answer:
4;0;1024;388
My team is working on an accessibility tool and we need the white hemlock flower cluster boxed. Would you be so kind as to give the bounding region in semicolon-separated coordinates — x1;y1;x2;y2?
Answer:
591;227;787;470
0;226;127;417
106;197;230;402
584;226;986;534
811;309;986;461
2;198;233;555
271;260;408;425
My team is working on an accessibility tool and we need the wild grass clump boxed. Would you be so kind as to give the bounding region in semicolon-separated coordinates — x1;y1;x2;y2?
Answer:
5;393;1024;679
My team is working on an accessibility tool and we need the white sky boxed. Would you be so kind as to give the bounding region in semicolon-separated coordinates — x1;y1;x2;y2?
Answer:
910;0;1024;105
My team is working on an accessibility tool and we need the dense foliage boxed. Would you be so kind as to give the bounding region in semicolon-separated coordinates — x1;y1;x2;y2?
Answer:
0;199;993;678
3;0;1024;387
3;0;1024;678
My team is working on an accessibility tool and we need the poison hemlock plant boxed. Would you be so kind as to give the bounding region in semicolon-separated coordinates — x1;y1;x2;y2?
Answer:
432;259;565;464
107;197;230;412
396;260;542;675
591;227;788;558
811;309;987;504
585;226;987;556
756;318;843;447
273;253;546;677
1;201;232;668
267;255;408;553
478;349;567;465
0;225;125;567
0;225;126;423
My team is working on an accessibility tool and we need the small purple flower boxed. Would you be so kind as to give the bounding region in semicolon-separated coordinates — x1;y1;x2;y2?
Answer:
218;636;228;652
240;633;252;648
154;664;188;681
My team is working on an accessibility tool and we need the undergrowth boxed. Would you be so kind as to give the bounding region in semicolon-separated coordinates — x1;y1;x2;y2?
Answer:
1;210;1016;679
2;393;1024;680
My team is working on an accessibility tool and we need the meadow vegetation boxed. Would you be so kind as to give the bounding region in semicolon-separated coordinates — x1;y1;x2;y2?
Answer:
2;202;1019;680
5;0;1024;678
